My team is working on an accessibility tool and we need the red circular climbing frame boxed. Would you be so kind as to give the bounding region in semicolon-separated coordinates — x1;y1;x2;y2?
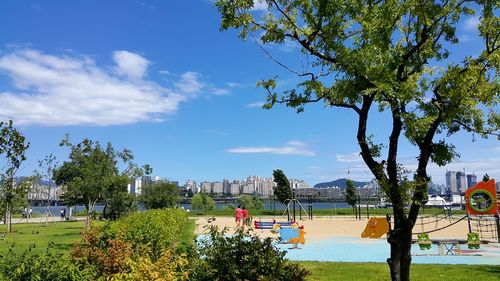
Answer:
465;179;498;215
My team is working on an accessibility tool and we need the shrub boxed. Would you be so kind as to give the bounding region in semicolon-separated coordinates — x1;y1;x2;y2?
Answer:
108;208;188;259
0;246;85;281
71;208;189;278
194;227;309;281
71;228;133;277
110;250;192;281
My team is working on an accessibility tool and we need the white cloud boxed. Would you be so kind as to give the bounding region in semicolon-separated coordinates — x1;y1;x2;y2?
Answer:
226;82;244;88
336;152;362;162
213;88;230;96
246;101;265;108
174;71;203;94
226;140;316;156
113;50;149;80
464;16;480;31
252;0;268;11
0;48;205;126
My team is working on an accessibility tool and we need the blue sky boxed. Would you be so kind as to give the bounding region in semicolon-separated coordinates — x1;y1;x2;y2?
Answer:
0;0;498;186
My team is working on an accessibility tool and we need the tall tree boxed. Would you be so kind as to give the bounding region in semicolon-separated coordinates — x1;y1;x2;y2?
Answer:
345;179;357;214
35;154;58;226
0;120;30;233
216;1;499;280
141;181;179;209
272;169;293;204
54;136;139;228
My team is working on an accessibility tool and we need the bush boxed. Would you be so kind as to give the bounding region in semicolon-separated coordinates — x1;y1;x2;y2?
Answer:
0;246;85;281
110;250;192;281
71;208;189;278
108;208;188;259
194;227;309;281
71;228;133;277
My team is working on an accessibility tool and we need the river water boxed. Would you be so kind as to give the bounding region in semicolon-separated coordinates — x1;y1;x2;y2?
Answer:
28;201;351;215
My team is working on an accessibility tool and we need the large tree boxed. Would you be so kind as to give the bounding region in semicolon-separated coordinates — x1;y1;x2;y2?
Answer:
216;1;499;280
54;136;140;228
272;169;293;204
0;120;30;233
141;181;180;210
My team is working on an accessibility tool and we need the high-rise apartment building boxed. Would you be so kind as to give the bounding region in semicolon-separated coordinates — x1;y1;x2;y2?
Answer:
200;182;212;193
211;182;224;194
446;171;457;194
230;181;240;195
466;174;477;188
456;171;466;193
223;178;230;194
185;180;197;193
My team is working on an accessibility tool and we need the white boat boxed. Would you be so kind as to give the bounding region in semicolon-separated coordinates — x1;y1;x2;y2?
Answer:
425;195;452;207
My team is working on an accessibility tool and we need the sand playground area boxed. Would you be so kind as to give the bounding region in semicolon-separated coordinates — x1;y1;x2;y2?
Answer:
195;215;474;241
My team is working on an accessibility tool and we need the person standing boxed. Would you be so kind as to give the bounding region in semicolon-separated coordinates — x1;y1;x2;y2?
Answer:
235;205;243;228
242;206;249;229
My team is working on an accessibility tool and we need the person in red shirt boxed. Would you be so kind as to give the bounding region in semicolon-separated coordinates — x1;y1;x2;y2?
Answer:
235;205;243;228
242;206;249;229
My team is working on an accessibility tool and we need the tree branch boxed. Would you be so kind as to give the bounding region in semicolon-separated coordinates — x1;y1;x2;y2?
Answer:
357;94;385;181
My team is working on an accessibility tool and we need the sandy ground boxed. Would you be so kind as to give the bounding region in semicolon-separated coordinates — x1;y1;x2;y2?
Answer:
195;215;475;241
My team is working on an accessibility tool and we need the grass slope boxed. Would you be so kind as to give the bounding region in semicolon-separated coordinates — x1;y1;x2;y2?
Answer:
302;262;500;281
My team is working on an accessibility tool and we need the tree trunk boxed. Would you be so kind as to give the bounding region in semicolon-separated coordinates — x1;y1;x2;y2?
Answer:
6;202;11;233
85;202;94;230
387;219;413;281
45;205;49;227
45;187;51;227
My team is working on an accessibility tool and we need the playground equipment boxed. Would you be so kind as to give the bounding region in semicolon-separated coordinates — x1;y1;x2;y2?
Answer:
361;218;389;238
466;179;499;242
465;179;497;215
412;179;499;254
254;220;294;230
417;233;432;250
282;198;310;222
360;179;499;256
279;227;306;244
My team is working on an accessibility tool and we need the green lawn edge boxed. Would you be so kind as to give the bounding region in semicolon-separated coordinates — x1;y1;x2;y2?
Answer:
301;261;500;281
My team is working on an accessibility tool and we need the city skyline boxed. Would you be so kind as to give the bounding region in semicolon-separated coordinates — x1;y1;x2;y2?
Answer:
0;1;498;186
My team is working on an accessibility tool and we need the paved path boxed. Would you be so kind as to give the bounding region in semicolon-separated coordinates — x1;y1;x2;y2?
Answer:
4;216;87;224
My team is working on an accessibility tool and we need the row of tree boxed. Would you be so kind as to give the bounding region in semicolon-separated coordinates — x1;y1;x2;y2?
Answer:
0;122;181;232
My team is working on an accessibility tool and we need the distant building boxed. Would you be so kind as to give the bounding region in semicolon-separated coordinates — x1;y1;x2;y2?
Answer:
200;182;212;194
446;171;457;194
229;181;240;196
211;182;223;194
185;180;197;193
466;174;477;188
290;179;310;189
223;178;230;194
456;171;466;193
496;182;500;192
241;183;254;194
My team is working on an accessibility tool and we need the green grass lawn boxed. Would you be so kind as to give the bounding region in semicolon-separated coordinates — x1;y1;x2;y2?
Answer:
179;219;196;246
301;262;500;281
0;221;87;253
0;218;198;254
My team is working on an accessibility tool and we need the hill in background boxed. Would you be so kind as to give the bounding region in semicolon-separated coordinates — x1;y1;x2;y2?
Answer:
313;178;369;191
